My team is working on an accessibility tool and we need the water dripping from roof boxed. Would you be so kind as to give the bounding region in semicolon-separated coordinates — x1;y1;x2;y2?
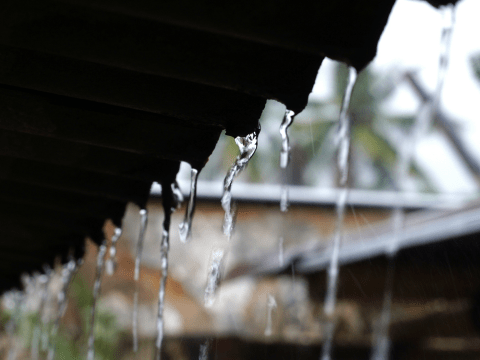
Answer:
154;182;177;360
47;258;81;360
105;227;122;276
321;65;358;360
204;248;225;308
279;110;295;212
31;268;53;360
370;6;456;359
133;208;149;353
221;131;259;239
198;338;211;360
179;168;199;243
87;241;108;360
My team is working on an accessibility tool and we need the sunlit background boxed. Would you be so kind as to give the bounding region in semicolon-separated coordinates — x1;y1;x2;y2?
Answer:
2;0;480;359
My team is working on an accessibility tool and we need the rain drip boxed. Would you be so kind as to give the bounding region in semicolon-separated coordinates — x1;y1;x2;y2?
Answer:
87;241;108;360
204;248;225;307
133;208;149;353
154;182;177;360
47;258;80;360
264;294;277;336
321;65;357;360
371;8;456;358
105;227;123;276
179;168;199;243
221;130;259;238
198;339;211;360
31;269;52;360
279;110;295;212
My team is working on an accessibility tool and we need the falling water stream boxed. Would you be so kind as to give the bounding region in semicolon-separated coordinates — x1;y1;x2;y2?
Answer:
154;182;179;360
133;208;149;353
105;228;123;276
87;240;108;360
370;5;456;359
31;268;52;360
280;110;295;212
179;168;199;243
221;131;259;239
47;258;80;360
321;65;357;360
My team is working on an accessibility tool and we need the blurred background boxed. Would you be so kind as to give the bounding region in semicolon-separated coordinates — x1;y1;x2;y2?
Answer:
2;0;480;359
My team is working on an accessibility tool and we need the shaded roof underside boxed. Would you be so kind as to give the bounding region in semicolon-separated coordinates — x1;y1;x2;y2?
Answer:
0;0;400;292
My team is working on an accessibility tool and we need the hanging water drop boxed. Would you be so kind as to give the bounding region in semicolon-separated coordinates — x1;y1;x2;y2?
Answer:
204;248;225;308
87;241;108;360
221;130;259;238
322;65;357;360
133;208;149;353
179;168;199;243
105;227;122;276
264;294;277;336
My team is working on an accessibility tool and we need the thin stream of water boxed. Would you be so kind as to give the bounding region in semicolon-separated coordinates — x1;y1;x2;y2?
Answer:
87;241;108;360
321;65;357;360
31;270;52;360
133;208;149;353
221;131;259;238
105;228;123;276
154;182;178;360
370;7;455;359
204;248;225;308
47;258;80;360
280;110;295;212
179;168;199;243
199;339;211;360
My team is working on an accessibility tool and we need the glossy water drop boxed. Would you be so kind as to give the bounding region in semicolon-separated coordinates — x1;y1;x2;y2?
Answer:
179;168;199;243
87;241;108;360
221;131;259;238
105;227;122;276
133;209;148;353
